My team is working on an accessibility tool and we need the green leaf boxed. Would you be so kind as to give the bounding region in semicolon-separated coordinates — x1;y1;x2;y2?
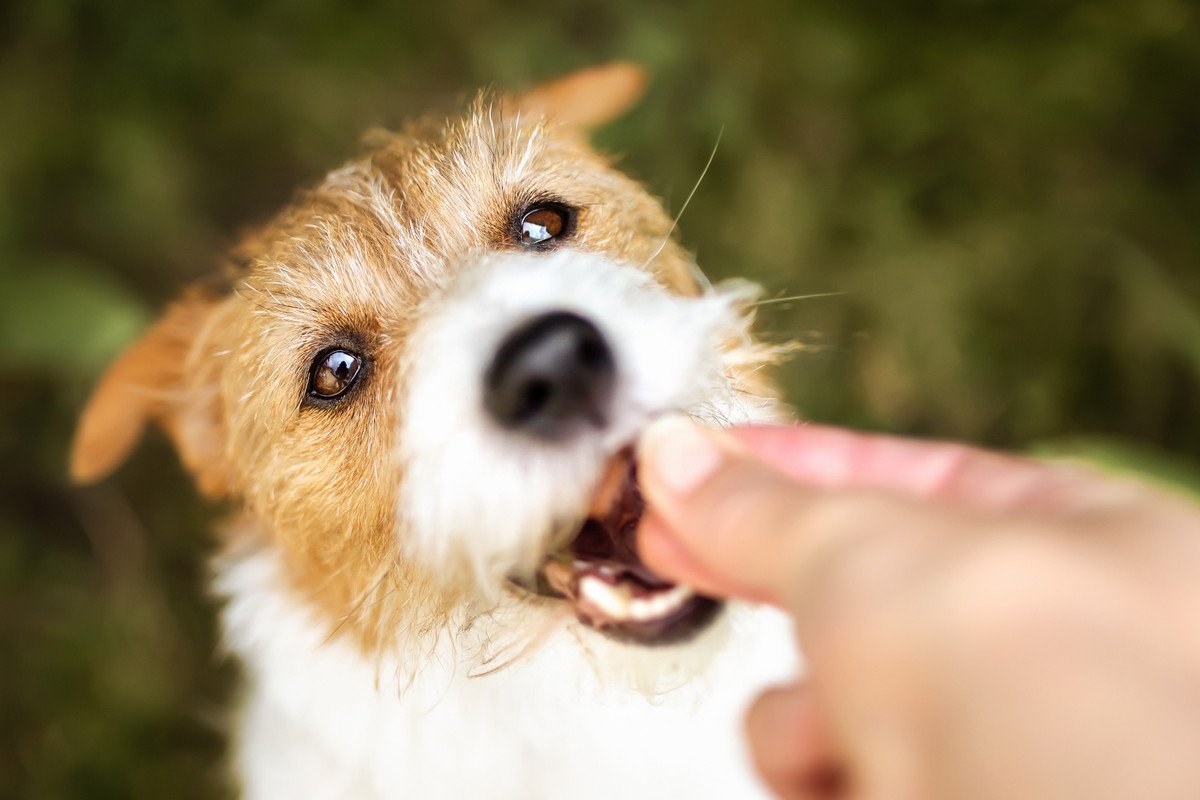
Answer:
0;257;150;378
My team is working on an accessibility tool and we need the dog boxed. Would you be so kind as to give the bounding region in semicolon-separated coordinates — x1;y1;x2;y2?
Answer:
71;63;798;799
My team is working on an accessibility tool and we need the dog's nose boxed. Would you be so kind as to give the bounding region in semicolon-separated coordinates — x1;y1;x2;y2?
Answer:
484;311;616;439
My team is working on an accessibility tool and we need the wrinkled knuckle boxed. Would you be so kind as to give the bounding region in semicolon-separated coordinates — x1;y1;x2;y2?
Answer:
927;443;977;492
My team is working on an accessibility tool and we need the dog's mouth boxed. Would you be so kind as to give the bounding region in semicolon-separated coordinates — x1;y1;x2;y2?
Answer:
530;449;721;645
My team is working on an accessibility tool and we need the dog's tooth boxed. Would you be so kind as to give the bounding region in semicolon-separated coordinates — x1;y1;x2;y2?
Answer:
629;595;653;621
629;585;694;622
579;577;697;624
628;597;656;622
579;575;633;620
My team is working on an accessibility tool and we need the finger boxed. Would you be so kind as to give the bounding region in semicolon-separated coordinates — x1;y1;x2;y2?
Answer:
636;416;955;608
638;511;774;602
746;683;845;800
727;424;1080;512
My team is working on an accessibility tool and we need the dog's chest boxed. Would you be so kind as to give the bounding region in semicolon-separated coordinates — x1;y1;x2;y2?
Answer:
218;548;797;799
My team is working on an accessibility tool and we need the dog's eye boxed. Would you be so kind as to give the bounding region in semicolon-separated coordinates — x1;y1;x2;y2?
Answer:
308;349;362;400
519;204;571;246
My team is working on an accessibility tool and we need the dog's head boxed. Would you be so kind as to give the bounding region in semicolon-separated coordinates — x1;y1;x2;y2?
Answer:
71;64;783;658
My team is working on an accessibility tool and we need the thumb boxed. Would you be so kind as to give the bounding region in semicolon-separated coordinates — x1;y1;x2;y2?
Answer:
635;417;952;612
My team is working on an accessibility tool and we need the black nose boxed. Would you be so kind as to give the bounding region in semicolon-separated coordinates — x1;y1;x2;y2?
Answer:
484;311;616;439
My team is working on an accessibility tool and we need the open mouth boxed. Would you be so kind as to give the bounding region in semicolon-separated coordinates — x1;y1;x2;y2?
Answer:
533;449;721;645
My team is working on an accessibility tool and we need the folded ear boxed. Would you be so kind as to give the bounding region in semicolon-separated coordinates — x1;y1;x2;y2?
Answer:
517;61;648;130
70;290;232;497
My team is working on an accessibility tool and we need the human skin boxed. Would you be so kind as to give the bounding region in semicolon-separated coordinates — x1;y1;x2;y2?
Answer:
636;418;1200;800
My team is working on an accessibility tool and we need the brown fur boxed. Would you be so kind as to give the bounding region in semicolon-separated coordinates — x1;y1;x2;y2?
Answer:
72;64;776;657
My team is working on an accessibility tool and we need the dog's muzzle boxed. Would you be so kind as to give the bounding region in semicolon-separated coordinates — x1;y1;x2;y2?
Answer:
399;251;743;643
485;308;722;645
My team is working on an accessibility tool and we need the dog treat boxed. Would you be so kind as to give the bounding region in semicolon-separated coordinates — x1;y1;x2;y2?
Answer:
537;449;719;643
587;451;630;519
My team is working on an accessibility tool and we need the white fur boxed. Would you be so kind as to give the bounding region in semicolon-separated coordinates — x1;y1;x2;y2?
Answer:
218;248;800;798
218;546;799;800
399;250;771;591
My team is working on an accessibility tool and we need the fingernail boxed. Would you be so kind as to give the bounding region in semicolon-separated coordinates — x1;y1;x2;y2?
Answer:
639;416;725;495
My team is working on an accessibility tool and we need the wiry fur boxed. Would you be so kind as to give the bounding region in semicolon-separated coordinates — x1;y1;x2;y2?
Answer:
72;65;799;798
400;251;775;595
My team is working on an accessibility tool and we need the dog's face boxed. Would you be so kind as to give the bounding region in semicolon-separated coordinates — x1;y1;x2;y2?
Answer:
71;64;781;657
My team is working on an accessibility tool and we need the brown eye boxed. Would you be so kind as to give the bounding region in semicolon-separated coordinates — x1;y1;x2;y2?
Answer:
519;204;571;246
308;349;362;400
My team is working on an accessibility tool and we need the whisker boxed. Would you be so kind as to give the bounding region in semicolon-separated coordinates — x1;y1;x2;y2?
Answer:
641;126;725;281
750;290;848;307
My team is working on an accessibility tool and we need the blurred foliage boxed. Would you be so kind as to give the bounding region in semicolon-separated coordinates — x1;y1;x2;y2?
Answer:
2;0;1199;796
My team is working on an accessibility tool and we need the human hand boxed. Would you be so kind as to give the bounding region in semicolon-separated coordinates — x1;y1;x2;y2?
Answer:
636;419;1200;800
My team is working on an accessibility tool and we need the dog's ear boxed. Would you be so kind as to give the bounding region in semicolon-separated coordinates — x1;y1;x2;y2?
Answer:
517;61;648;130
70;290;232;497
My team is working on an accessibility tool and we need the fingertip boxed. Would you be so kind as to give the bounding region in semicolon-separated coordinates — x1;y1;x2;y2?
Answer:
637;512;778;605
636;513;728;598
635;513;689;580
637;415;731;504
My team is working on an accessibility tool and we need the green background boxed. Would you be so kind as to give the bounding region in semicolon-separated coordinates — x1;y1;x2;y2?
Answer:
3;1;1199;796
